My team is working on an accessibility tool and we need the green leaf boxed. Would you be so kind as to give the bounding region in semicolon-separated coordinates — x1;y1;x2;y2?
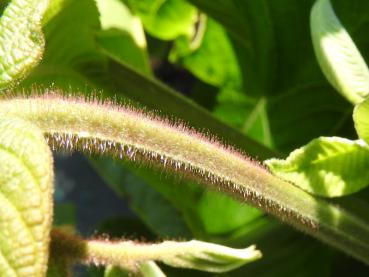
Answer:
188;0;356;154
0;117;53;276
42;0;69;26
266;137;369;197
171;17;268;148
230;227;333;277
214;92;273;148
19;0;106;92
91;158;193;238
95;0;151;74
197;191;263;235
170;17;240;87
128;0;197;40
156;241;261;273
187;0;274;96
310;0;369;104
267;83;351;153
354;97;369;144
42;0;103;66
139;262;167;277
0;0;48;89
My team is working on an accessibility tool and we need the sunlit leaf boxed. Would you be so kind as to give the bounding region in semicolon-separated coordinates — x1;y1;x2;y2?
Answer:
266;137;369;197
95;0;150;74
170;17;240;87
311;0;369;104
0;117;53;276
0;0;48;89
354;97;369;144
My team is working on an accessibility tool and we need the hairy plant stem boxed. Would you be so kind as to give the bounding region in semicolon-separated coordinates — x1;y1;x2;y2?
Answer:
1;95;369;264
50;229;260;273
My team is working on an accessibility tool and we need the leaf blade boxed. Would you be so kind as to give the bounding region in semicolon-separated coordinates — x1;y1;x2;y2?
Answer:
0;0;48;89
0;117;53;276
266;137;369;197
354;97;369;145
310;0;369;104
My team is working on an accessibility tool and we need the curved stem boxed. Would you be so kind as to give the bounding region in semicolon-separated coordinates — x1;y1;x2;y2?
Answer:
1;94;369;264
50;229;261;273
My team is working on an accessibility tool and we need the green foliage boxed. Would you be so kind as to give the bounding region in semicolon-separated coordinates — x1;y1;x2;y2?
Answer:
126;0;197;40
354;98;369;144
187;0;353;153
311;0;369;104
95;0;150;74
0;117;53;276
0;0;48;88
1;0;369;276
170;17;240;88
266;0;369;199
266;137;369;197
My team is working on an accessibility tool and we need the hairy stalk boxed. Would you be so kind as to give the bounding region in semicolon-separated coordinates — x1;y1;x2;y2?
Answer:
1;94;369;264
50;229;260;273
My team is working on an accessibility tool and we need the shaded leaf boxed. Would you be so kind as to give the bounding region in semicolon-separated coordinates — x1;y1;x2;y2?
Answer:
267;83;352;153
128;0;197;40
170;17;240;87
188;0;354;154
230;227;333;277
197;191;263;235
139;262;167;277
91;158;193;238
20;0;107;92
187;0;274;96
96;0;151;74
42;0;70;26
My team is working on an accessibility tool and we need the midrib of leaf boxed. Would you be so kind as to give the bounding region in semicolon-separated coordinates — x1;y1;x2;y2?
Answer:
261;111;272;147
278;142;366;173
241;97;273;147
242;98;265;132
310;146;365;166
2;95;369;265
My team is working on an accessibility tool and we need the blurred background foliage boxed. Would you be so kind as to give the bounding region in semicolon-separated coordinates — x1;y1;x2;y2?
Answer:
3;0;369;275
